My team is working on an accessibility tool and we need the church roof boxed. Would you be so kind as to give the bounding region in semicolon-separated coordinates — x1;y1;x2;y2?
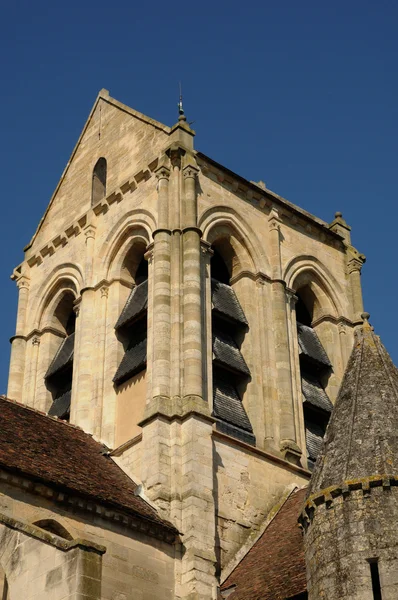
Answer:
0;396;177;537
221;488;307;600
308;313;398;495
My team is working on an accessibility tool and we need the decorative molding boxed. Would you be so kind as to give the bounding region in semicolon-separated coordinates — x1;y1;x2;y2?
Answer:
16;276;30;291
0;468;177;544
183;164;199;180
100;286;109;299
22;155;159;271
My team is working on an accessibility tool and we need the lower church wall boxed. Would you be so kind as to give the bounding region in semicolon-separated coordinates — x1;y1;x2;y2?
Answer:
0;481;176;599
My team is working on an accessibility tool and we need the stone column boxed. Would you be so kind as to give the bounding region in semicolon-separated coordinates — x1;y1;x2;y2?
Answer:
27;336;40;408
182;164;203;404
94;285;108;438
268;209;302;464
71;226;97;433
348;255;365;321
151;165;171;401
7;276;30;401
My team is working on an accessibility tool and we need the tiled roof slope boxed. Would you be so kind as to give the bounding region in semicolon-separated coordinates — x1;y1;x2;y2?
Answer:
222;488;307;599
308;313;398;495
0;396;176;535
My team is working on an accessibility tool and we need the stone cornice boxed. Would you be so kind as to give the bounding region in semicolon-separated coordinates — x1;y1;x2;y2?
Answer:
299;474;398;530
0;510;106;554
196;151;345;249
0;467;177;544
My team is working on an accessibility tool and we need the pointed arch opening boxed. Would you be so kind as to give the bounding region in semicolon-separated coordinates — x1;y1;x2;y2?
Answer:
210;245;255;445
91;157;107;205
45;290;76;421
295;285;333;470
113;244;148;445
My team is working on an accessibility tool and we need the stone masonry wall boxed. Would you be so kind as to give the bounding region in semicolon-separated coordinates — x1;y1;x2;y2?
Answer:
305;487;398;599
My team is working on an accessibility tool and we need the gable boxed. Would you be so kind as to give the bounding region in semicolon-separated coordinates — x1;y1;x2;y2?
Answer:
28;91;170;251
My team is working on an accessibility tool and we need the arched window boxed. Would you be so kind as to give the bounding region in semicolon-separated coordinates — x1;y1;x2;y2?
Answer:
210;247;255;445
113;252;148;387
45;292;76;421
91;157;107;205
33;519;73;540
295;288;333;470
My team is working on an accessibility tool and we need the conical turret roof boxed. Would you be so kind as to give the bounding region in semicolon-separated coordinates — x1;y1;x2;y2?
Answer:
308;313;398;495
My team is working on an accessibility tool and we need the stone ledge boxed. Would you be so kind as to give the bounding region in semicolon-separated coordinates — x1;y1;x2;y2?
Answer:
300;474;398;529
0;511;106;554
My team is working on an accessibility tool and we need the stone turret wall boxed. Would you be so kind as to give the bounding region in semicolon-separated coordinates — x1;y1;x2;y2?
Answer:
304;485;398;599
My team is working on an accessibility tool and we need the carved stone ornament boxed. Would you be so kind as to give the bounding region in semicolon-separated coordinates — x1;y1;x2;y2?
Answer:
183;165;199;180
100;286;109;299
84;226;96;241
155;166;170;181
17;277;30;291
32;336;40;346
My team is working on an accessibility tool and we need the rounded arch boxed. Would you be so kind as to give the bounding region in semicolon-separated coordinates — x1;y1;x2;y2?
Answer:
33;264;83;331
99;211;155;282
284;255;343;320
33;519;73;540
92;157;107;205
200;207;267;277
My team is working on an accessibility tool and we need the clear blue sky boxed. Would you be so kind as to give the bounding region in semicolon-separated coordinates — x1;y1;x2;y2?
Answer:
0;1;397;392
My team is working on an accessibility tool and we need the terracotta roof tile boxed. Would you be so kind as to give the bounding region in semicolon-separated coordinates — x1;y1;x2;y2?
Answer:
0;396;176;535
222;488;307;600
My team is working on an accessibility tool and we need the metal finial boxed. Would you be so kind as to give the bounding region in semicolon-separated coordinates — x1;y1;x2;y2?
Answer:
178;82;186;121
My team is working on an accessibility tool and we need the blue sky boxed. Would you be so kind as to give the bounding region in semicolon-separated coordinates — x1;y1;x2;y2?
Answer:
0;1;397;392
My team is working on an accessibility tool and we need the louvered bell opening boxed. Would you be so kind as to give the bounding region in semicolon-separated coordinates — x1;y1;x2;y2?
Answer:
305;419;326;471
45;333;75;380
115;279;148;330
212;329;251;377
297;322;331;369
211;279;248;327
301;371;333;414
48;385;71;420
113;331;147;386
213;372;255;445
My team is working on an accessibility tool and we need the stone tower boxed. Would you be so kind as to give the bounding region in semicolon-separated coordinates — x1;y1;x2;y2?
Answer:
6;90;366;598
301;313;398;599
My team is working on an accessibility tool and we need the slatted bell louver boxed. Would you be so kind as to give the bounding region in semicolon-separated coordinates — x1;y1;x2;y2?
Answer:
301;372;333;413
305;419;326;468
297;322;331;368
212;329;250;376
48;387;71;420
115;279;148;330
45;333;75;380
211;279;248;326
113;332;147;385
213;373;255;445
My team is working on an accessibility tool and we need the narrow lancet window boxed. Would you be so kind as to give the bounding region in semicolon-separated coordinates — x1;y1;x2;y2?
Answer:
211;248;255;445
91;157;107;205
369;560;382;600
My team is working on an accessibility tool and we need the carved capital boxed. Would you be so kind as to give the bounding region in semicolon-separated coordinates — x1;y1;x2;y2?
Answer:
200;240;213;257
183;165;199;180
268;208;281;233
16;276;30;291
286;288;298;305
84;225;96;241
347;257;364;275
155;165;171;181
100;286;109;299
73;300;81;317
32;336;40;346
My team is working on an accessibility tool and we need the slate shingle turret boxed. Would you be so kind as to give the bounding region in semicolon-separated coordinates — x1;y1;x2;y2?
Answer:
302;313;398;599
